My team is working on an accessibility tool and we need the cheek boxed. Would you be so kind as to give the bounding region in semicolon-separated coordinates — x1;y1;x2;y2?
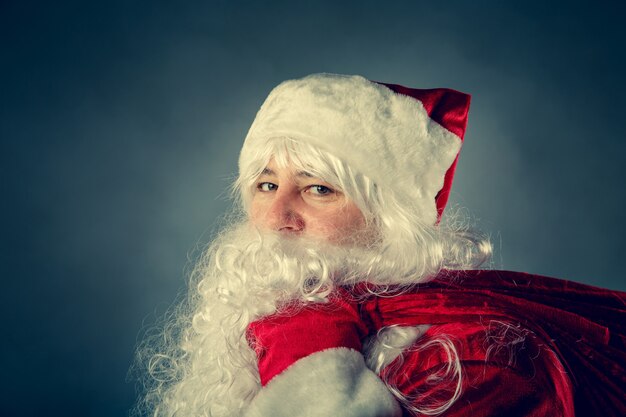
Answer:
339;207;366;230
248;198;266;227
314;205;366;241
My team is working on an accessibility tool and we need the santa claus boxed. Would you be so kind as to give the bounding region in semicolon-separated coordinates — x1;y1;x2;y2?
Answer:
136;74;626;417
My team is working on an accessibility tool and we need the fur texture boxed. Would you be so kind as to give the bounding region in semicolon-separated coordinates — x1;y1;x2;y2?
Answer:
244;348;402;417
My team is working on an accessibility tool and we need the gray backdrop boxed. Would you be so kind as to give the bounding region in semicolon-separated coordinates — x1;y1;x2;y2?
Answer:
2;1;625;416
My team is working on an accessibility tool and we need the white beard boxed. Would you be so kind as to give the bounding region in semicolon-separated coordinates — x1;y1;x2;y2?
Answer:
142;222;440;417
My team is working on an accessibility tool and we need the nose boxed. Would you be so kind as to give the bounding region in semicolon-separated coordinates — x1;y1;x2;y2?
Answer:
266;190;304;233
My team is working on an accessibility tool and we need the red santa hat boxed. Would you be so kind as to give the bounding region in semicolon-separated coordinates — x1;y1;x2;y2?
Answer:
240;73;471;224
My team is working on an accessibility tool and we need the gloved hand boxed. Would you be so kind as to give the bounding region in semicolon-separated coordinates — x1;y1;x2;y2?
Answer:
244;288;402;417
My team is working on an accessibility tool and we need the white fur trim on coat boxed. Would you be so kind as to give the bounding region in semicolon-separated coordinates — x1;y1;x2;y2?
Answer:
243;347;402;417
240;73;462;224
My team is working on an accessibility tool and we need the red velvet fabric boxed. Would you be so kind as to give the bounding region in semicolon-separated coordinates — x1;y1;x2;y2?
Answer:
361;270;626;417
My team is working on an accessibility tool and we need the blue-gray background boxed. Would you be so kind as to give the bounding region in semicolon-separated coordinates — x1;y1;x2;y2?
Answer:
2;0;625;415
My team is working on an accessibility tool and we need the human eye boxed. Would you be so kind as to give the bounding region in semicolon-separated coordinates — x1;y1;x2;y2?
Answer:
307;184;334;196
257;182;277;192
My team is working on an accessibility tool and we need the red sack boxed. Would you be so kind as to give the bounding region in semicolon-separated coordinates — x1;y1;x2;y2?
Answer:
361;270;626;416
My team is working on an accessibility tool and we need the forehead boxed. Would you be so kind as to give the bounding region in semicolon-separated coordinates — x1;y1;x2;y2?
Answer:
260;159;315;179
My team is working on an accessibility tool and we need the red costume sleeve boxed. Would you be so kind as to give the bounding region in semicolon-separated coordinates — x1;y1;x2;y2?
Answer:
247;288;369;386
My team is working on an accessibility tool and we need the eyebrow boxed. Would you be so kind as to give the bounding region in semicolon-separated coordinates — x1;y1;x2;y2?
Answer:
261;168;313;178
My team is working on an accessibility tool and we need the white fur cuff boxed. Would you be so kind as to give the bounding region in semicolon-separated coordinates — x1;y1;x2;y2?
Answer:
244;347;402;417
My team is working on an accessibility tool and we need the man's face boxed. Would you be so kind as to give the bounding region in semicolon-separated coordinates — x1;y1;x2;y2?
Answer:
249;160;367;244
